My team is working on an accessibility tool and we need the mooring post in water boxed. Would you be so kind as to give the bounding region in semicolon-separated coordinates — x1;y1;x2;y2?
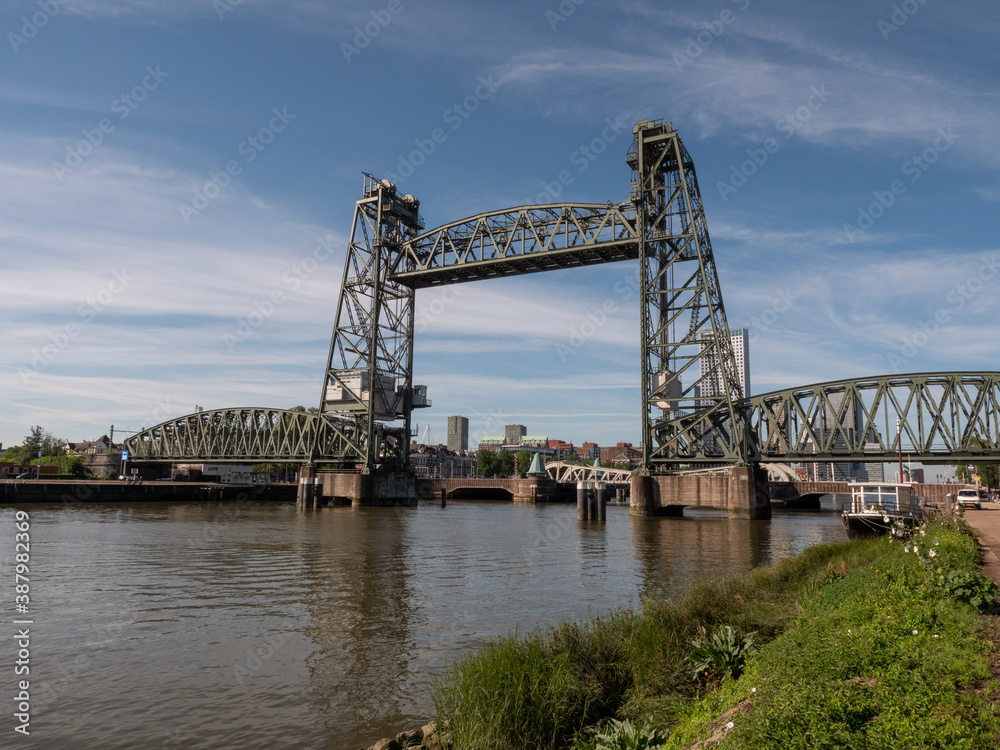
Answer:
577;480;588;520
588;481;598;520
440;483;446;508
596;481;607;521
314;477;323;509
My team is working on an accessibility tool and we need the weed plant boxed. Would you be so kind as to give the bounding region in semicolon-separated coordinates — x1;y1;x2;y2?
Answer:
433;537;887;749
665;519;1000;750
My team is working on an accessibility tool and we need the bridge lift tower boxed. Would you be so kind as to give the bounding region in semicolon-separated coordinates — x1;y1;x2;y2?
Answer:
319;175;430;473
316;120;752;476
125;118;1000;513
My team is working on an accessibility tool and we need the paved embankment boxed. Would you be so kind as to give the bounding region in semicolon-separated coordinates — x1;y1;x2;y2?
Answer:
964;504;1000;586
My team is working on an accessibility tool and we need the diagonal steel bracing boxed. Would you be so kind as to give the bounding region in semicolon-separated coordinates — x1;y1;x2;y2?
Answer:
124;408;360;464
745;372;1000;463
122;121;1000;472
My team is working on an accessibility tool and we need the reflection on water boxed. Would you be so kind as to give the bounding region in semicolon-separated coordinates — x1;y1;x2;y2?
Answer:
0;501;844;749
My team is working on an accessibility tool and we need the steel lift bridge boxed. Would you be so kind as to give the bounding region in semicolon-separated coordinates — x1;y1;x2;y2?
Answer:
126;120;1000;497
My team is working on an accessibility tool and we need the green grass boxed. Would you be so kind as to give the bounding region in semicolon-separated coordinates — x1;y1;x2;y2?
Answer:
433;536;891;749
665;518;1000;750
433;518;1000;749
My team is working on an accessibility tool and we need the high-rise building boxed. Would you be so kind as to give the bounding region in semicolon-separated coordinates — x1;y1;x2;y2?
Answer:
697;327;751;400
447;416;469;452
504;424;527;445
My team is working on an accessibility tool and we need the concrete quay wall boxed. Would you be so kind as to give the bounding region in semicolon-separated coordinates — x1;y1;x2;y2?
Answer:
631;466;772;519
0;480;293;504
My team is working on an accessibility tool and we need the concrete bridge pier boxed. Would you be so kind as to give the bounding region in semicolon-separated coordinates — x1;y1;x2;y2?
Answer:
631;466;771;519
296;465;315;511
304;469;418;507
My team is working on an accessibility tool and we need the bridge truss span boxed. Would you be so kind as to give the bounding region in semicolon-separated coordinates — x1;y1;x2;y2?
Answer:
744;372;1000;464
120;121;1000;476
392;202;640;287
124;408;362;464
545;461;632;485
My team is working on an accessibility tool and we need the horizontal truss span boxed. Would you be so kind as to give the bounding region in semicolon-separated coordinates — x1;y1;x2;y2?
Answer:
123;408;363;464
391;203;640;288
546;461;632;485
736;372;1000;464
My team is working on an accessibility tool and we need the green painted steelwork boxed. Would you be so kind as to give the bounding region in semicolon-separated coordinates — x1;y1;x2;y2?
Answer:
124;408;358;464
122;122;1000;470
742;371;1000;464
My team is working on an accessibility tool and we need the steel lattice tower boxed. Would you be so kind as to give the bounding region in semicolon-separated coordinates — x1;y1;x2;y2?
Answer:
319;175;424;471
628;120;751;465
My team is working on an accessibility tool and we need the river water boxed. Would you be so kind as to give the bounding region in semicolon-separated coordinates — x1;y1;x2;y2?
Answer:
1;500;845;749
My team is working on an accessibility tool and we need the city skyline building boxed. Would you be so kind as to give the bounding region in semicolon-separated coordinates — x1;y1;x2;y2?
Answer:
504;424;527;445
697;327;751;400
447;415;469;453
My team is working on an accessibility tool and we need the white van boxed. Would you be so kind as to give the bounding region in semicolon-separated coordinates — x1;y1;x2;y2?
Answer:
956;488;983;510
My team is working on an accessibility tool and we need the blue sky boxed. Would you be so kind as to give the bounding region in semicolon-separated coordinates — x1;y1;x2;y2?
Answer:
1;0;998;460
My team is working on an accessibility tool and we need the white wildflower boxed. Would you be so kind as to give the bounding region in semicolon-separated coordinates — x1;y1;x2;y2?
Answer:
883;515;890;523
725;721;734;731
904;546;910;553
929;549;937;558
912;630;918;635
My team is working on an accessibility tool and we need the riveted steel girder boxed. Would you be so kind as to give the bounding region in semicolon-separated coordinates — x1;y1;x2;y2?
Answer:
739;372;1000;463
124;124;1000;472
320;175;424;471
391;203;640;287
124;408;359;464
628;120;750;465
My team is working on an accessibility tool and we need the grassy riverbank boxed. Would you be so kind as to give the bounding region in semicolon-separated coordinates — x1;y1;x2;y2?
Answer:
433;519;1000;749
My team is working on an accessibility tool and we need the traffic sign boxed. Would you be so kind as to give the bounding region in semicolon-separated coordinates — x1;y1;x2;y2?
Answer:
121;450;129;460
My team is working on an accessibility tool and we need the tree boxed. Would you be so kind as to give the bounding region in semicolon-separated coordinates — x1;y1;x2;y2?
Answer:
477;450;500;478
955;460;999;488
22;426;63;458
35;455;91;478
2;445;29;464
498;451;515;478
23;426;44;458
515;450;532;477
